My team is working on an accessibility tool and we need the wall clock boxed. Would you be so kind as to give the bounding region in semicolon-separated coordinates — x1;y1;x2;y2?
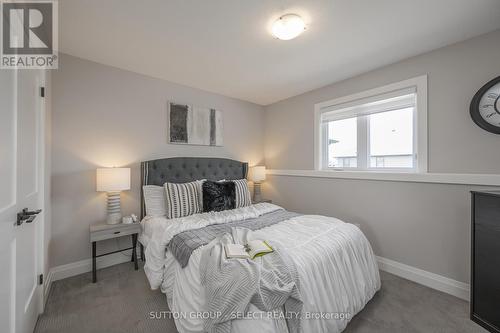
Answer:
470;76;500;134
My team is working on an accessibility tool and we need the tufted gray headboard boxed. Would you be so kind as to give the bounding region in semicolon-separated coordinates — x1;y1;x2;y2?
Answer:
140;157;248;218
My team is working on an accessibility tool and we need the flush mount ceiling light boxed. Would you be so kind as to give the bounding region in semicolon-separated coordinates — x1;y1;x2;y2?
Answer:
272;14;306;40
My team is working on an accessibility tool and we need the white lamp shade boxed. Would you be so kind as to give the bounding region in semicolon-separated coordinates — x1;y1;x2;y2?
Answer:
249;166;266;182
96;168;130;192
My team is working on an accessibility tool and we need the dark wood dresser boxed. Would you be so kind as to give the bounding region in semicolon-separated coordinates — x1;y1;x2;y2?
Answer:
471;191;500;333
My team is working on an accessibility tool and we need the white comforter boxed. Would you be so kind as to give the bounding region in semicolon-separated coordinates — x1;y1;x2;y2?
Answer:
142;204;380;333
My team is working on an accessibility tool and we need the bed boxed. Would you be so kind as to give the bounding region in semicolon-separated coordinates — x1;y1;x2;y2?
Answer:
139;157;380;333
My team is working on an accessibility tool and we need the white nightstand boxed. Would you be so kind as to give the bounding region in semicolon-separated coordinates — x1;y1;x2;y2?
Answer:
253;199;272;204
89;222;141;283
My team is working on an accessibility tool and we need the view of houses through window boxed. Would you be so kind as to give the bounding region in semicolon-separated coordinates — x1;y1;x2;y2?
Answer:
324;94;416;170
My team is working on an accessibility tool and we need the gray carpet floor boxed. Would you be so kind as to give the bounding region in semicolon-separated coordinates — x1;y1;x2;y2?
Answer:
35;262;487;333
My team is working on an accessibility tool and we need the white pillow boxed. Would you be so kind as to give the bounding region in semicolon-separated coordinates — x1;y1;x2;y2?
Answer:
142;185;166;217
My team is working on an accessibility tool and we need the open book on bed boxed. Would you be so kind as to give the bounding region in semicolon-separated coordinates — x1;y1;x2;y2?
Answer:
224;240;273;259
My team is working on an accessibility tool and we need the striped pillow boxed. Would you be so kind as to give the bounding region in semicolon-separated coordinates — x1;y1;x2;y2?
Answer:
164;180;204;219
233;179;252;208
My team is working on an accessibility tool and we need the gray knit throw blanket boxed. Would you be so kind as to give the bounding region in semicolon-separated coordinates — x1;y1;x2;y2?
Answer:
200;227;303;333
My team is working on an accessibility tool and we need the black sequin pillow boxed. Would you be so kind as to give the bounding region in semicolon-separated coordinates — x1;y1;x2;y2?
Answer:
202;181;236;212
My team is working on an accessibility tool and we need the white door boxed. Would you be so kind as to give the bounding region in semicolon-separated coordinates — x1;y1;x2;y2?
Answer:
0;68;46;333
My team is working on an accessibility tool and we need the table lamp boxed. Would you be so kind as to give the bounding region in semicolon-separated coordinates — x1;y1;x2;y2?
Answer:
249;166;266;203
96;167;131;224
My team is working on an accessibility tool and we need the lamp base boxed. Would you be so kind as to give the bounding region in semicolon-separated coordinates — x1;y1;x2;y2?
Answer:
106;192;122;224
253;182;262;203
106;212;122;225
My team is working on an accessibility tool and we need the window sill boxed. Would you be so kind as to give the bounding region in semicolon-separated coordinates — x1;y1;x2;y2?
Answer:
267;169;500;186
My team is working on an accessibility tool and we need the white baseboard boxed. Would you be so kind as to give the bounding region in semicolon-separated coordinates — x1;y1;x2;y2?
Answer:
44;250;469;303
377;256;470;301
44;269;54;303
44;248;140;299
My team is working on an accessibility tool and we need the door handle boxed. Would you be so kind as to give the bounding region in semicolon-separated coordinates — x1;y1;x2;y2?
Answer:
16;208;42;226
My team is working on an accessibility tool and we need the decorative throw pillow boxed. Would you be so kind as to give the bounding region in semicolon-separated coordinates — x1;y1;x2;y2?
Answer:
202;180;236;212
164;180;204;219
233;179;252;208
142;185;166;216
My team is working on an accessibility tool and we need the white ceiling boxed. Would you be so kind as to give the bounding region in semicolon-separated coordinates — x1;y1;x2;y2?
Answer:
60;0;500;105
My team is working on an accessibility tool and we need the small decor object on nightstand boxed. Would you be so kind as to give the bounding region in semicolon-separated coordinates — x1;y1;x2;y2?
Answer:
122;216;133;224
96;167;131;224
249;166;266;203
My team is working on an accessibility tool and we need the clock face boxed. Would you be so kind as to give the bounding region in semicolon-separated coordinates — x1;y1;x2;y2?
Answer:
478;84;500;126
470;76;500;134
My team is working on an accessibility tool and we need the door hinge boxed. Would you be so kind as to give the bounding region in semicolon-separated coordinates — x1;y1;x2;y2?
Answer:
40;87;45;98
39;274;43;285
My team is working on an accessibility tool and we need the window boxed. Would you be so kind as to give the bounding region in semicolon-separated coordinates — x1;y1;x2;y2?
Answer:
315;76;427;173
328;117;357;168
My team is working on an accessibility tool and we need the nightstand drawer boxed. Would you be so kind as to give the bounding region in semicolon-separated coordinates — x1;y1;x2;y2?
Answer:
90;224;140;242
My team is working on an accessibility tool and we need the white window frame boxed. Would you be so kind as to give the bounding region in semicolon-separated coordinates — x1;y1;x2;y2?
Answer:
314;75;428;173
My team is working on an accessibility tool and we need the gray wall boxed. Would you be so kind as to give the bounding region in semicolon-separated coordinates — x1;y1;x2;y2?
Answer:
265;30;500;173
51;54;265;267
263;30;500;283
264;176;481;283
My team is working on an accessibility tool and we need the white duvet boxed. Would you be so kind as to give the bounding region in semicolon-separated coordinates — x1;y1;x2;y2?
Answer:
142;203;381;333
